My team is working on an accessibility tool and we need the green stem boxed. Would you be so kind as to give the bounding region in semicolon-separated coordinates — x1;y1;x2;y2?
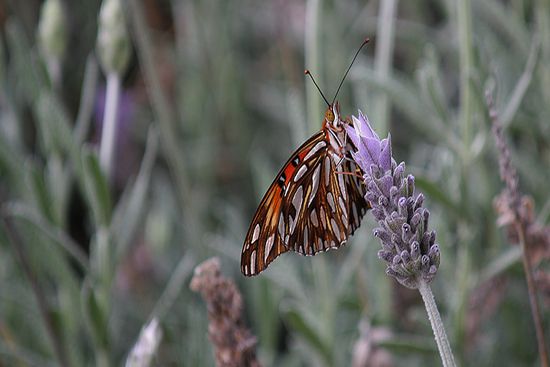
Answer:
418;280;457;367
515;222;550;367
125;0;190;205
535;0;550;107
457;0;474;151
456;1;474;358
74;55;99;144
305;0;322;130
373;0;398;134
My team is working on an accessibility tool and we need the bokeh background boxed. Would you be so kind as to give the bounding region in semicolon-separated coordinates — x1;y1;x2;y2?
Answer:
0;0;549;366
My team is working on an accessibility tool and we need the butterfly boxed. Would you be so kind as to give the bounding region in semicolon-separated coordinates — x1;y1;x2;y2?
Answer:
241;102;370;276
241;38;371;276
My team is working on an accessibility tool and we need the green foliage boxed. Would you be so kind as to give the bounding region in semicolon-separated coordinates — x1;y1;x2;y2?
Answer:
0;0;548;366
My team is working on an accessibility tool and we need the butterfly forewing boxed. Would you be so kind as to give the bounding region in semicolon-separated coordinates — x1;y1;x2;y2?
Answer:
241;132;326;276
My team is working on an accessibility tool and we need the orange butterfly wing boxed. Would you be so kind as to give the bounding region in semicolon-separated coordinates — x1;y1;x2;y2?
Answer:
241;132;326;276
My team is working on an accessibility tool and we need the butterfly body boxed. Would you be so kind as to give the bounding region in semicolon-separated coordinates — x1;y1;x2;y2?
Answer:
241;102;369;276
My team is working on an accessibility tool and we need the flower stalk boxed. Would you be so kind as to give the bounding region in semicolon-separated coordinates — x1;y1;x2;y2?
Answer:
418;280;456;367
487;91;549;367
345;110;456;366
97;0;130;181
99;72;121;180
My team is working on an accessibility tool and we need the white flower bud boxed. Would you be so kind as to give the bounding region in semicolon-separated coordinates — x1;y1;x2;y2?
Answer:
37;0;67;60
97;0;130;75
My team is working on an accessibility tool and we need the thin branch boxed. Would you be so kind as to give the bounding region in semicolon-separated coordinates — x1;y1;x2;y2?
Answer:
418;280;457;367
515;222;549;367
487;91;549;367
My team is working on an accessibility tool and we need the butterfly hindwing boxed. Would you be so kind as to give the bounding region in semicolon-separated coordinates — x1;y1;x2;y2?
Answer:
281;145;369;256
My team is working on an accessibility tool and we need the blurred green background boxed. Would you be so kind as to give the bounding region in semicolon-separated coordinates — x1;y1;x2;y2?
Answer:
0;0;549;366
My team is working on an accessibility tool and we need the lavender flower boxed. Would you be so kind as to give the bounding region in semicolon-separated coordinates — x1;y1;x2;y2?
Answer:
345;111;440;288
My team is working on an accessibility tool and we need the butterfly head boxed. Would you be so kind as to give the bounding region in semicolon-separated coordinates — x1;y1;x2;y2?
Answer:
324;101;341;128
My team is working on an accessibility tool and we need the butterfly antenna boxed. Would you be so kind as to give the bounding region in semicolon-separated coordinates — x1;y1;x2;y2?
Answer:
305;69;330;107
332;37;370;104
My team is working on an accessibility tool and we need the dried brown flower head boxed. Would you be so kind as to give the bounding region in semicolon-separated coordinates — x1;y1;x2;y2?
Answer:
190;258;261;367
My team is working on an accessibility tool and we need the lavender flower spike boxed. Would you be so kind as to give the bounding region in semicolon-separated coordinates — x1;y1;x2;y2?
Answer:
345;111;440;289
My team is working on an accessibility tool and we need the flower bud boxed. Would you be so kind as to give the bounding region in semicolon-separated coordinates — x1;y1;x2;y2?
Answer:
38;0;67;60
97;0;130;75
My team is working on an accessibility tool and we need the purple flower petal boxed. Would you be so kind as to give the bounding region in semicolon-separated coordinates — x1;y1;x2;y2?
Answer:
379;135;392;172
357;110;379;140
345;123;360;149
364;137;382;166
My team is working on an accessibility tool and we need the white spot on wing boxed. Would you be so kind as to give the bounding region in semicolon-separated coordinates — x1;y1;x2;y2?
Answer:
250;250;256;274
265;235;274;262
278;213;285;237
338;173;347;197
292;186;304;214
342;214;348;230
310;209;319;227
252;224;260;243
284;183;291;196
308;164;321;207
290;187;303;235
324;157;331;186
339;197;347;216
331;218;341;240
303;141;326;162
327;192;336;212
294;165;308;182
